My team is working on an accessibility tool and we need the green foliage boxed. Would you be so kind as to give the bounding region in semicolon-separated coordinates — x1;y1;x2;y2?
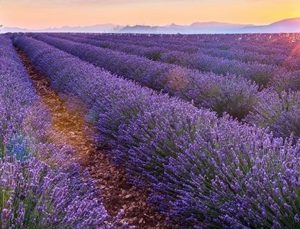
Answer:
0;137;4;158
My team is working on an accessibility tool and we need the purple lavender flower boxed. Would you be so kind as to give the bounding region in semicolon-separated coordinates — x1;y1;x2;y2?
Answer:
0;35;110;228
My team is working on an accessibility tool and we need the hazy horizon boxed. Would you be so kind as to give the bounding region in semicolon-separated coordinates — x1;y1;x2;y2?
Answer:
1;0;300;29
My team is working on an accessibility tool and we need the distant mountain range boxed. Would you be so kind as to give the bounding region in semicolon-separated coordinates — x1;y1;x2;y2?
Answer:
241;18;300;33
2;18;300;34
119;22;251;34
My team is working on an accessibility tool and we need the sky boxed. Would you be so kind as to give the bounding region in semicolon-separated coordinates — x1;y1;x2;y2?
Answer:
1;0;300;29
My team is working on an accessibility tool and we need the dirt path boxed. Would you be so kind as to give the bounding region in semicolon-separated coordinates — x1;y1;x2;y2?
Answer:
16;48;172;228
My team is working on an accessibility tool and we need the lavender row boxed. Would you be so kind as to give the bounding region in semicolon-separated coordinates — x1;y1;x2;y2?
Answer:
156;34;300;70
31;34;300;139
112;37;284;67
83;33;299;65
83;34;300;71
99;33;300;73
0;35;110;228
51;33;275;66
100;33;298;57
75;34;297;69
32;33;260;120
52;33;291;88
15;35;300;228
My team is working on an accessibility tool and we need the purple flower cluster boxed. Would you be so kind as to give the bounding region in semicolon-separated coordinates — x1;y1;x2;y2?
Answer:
14;35;300;228
1;158;108;227
246;90;300;140
0;35;110;228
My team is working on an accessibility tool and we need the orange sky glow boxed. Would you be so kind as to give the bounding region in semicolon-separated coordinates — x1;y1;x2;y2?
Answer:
1;0;300;29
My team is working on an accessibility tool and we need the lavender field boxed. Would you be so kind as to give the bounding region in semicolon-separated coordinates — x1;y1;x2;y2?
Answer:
1;33;300;228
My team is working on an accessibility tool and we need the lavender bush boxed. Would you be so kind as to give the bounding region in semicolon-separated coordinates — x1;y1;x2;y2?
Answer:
246;90;300;140
1;157;108;227
0;35;110;228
